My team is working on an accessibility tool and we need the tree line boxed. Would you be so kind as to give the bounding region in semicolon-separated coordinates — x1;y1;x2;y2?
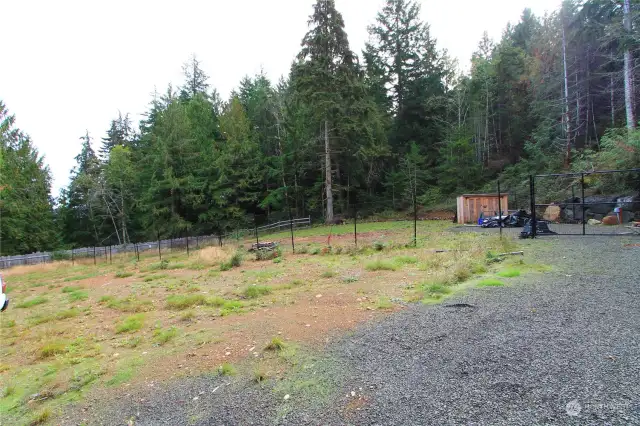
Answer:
1;0;639;255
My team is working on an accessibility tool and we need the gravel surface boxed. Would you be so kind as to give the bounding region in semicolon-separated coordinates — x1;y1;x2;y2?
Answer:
69;236;640;425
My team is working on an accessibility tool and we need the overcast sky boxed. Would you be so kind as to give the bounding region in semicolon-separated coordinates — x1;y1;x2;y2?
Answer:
1;0;559;196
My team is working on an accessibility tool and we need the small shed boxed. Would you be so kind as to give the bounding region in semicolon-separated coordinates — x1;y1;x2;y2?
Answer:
457;193;509;224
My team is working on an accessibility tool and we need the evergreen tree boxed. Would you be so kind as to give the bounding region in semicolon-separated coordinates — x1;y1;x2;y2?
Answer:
0;101;57;255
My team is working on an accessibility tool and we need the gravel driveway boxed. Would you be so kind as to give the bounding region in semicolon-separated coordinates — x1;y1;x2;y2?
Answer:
72;236;640;425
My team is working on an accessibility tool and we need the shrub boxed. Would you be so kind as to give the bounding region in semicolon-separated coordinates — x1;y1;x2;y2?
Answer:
422;283;452;300
297;246;309;254
115;314;144;333
52;250;72;261
244;285;272;299
16;296;48;308
62;286;83;293
115;271;134;279
265;337;286;351
230;251;243;267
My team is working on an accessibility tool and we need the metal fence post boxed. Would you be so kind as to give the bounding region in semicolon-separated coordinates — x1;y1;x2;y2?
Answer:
529;175;537;238
186;230;190;257
157;230;162;261
93;246;96;265
497;180;503;238
254;216;259;246
71;248;74;266
354;204;358;249
109;245;112;264
581;173;586;236
413;188;418;247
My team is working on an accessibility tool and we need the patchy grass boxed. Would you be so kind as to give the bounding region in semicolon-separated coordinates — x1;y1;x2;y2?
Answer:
180;310;196;322
63;272;100;282
106;357;144;386
153;327;178;345
393;255;418;266
497;268;521;278
29;408;51;425
115;271;134;279
39;340;68;359
143;274;168;282
421;283;453;301
365;259;398;272
477;278;505;288
320;270;337;278
244;285;273;299
265;337;287;351
67;290;89;302
115;314;145;333
166;294;207;310
342;276;359;283
16;296;48;309
253;366;269;383
218;363;236;376
62;285;83;293
220;251;243;271
374;297;393;310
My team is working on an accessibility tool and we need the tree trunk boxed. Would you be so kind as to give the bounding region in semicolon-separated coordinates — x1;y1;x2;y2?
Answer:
562;18;571;167
623;0;636;130
324;120;334;224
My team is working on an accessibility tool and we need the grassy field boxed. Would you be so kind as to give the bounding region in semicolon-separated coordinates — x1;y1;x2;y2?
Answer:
0;221;542;425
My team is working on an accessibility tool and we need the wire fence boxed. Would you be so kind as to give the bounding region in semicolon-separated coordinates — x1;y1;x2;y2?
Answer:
0;217;312;269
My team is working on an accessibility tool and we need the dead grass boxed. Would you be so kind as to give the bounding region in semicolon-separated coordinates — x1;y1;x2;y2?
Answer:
197;246;233;266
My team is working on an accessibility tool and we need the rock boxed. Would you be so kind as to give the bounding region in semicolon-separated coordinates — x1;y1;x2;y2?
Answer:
602;215;620;225
587;219;602;225
566;399;582;417
543;205;561;222
315;294;323;298
284;394;290;401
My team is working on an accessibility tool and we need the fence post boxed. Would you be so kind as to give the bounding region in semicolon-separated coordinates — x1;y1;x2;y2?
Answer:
254;216;259;246
529;175;537;238
497;180;503;238
93;246;96;265
571;184;576;222
196;235;199;250
186;230;190;257
354;204;358;249
581;173;586;236
157;230;162;261
135;243;140;262
413;188;418;247
71;248;74;266
109;245;112;264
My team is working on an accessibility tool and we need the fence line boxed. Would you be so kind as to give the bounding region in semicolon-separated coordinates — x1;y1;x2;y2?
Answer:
0;216;311;269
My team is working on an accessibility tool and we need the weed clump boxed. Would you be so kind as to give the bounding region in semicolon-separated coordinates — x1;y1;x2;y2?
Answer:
153;327;178;345
321;270;337;278
265;337;286;351
221;251;243;271
39;340;67;359
16;296;48;309
115;271;134;279
497;268;521;278
365;259;398;272
244;285;272;299
115;314;145;333
68;290;89;302
166;294;207;310
477;278;505;288
218;363;236;376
